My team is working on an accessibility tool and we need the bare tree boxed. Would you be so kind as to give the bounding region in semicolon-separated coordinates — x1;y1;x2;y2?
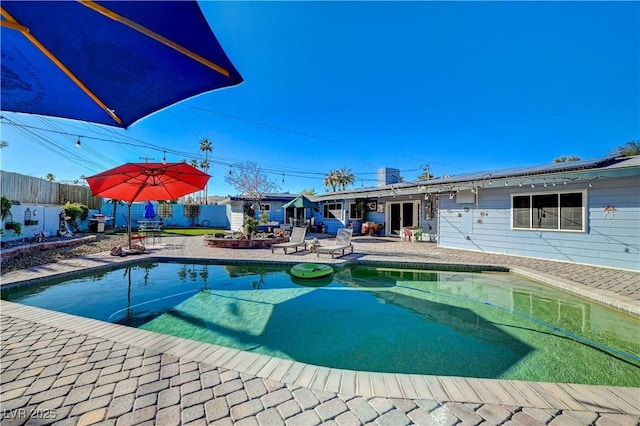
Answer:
225;161;279;210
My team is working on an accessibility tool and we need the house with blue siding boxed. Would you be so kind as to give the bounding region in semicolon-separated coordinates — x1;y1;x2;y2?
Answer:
310;156;640;271
220;193;297;231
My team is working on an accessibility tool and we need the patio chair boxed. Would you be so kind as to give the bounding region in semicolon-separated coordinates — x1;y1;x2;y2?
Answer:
271;227;308;254
317;228;354;258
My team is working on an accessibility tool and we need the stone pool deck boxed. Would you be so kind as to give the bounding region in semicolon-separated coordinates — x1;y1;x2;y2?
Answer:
1;235;639;425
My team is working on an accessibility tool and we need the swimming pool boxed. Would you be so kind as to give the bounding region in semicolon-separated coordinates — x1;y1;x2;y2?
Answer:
2;261;639;386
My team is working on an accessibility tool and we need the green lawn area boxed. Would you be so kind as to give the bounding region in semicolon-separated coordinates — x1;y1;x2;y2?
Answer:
110;228;226;236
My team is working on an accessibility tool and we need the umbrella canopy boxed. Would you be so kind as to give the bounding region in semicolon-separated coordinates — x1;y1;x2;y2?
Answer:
144;201;156;219
86;162;209;203
87;162;209;247
1;1;242;128
282;196;317;209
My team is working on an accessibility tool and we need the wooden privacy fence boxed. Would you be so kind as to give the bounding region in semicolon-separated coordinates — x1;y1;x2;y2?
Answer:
1;171;102;209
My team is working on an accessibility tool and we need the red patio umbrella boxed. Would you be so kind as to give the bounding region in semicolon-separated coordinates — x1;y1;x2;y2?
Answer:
86;162;209;248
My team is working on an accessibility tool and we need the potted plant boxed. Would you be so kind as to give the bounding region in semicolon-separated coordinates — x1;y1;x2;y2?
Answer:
1;196;22;236
310;237;320;252
5;221;22;236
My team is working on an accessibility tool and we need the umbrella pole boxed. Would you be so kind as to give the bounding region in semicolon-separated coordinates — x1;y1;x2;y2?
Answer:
128;202;133;249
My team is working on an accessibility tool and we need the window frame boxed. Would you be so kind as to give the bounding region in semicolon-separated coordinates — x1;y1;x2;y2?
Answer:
348;202;363;220
323;202;344;220
511;190;587;232
157;203;173;218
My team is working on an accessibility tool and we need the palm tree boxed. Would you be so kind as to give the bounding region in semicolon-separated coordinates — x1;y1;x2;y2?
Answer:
190;159;198;168
323;170;340;192
611;141;640;157
45;173;55;182
336;167;355;190
199;158;210;203
106;199;123;228
199;138;213;204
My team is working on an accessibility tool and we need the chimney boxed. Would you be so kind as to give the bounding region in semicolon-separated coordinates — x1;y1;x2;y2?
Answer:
377;167;399;186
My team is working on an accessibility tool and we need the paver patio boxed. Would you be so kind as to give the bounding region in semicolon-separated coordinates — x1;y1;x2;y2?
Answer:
1;235;639;425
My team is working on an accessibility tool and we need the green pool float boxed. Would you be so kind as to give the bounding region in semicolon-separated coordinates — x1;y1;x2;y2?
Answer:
290;263;333;279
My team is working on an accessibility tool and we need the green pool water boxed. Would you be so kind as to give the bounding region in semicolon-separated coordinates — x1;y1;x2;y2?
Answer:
3;262;639;386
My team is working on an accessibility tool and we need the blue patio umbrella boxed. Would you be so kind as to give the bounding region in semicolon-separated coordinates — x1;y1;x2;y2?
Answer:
1;1;243;128
144;201;156;220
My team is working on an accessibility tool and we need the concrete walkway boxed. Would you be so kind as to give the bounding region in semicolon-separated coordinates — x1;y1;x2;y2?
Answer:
1;235;639;425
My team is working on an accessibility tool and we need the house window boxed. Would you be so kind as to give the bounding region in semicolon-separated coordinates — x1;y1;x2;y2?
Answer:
424;194;438;219
513;196;530;228
258;203;271;221
512;192;585;231
323;202;343;220
183;204;199;219
349;202;363;220
158;203;173;218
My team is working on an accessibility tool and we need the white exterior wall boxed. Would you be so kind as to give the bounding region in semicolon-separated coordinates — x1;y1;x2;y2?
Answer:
229;203;244;232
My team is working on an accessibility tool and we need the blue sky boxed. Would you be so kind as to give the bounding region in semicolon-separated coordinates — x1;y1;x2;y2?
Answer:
1;1;638;196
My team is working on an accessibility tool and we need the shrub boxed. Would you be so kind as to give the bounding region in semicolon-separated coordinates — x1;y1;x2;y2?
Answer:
1;196;12;221
5;221;22;236
64;202;89;226
244;216;258;235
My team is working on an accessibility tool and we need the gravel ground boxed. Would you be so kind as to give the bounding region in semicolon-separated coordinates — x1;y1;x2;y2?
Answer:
0;233;130;273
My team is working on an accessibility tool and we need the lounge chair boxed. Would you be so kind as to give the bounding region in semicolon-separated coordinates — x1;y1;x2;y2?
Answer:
317;228;353;258
271;227;307;254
